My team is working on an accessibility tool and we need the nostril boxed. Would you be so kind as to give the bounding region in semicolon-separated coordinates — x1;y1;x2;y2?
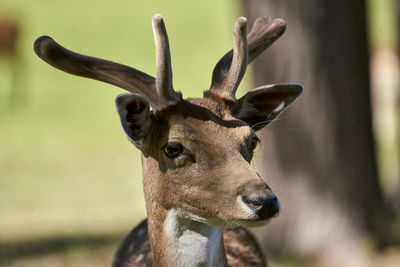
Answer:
242;195;265;211
242;194;280;218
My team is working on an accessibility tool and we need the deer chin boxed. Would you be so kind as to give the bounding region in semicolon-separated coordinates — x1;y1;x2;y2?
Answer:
176;207;273;229
227;218;271;228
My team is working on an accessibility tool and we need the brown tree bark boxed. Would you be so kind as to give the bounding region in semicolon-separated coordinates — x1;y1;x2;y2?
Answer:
394;0;400;213
243;0;387;265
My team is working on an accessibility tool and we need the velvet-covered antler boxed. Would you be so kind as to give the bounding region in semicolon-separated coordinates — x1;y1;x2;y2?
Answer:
34;14;180;109
205;17;248;103
205;17;286;103
34;15;288;109
152;14;181;105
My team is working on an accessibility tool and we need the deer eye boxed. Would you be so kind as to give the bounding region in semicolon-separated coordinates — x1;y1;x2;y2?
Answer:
164;142;184;158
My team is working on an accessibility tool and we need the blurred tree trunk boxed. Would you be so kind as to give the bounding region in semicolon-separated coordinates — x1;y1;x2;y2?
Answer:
395;0;400;212
244;0;388;265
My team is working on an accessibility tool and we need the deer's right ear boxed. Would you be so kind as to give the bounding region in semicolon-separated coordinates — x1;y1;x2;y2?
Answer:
116;93;153;149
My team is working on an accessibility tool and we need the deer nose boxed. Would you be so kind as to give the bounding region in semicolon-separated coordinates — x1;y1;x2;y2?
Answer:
242;192;280;219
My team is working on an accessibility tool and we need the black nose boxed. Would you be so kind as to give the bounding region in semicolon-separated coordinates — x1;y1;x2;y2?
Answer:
242;193;280;219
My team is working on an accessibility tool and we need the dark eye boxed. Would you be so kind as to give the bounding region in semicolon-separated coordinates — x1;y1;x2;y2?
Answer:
164;142;184;158
250;136;260;151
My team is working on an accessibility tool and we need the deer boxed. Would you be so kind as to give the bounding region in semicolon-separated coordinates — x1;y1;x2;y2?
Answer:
34;14;302;267
0;16;22;107
0;17;18;54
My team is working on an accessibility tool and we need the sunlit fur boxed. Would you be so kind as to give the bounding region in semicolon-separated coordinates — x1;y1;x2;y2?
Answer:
135;97;279;266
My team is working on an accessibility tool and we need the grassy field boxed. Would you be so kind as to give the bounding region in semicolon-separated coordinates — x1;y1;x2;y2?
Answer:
0;0;244;265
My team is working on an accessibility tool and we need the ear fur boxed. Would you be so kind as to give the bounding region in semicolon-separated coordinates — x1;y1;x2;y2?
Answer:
233;83;302;131
115;93;152;149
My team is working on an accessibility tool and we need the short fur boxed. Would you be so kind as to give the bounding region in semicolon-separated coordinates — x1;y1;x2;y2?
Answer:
34;14;302;267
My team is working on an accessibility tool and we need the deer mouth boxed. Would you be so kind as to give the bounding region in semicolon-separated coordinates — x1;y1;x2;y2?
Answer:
183;197;281;228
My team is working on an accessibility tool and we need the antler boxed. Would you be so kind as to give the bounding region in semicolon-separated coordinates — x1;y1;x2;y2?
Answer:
152;14;181;104
205;17;286;103
34;15;181;109
205;17;248;103
34;15;285;108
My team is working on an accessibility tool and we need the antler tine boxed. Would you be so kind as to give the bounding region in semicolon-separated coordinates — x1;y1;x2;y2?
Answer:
34;36;159;105
207;17;248;103
152;14;181;105
247;17;286;63
207;17;286;102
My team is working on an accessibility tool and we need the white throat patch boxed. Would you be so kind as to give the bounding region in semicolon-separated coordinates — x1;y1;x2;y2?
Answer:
164;209;226;267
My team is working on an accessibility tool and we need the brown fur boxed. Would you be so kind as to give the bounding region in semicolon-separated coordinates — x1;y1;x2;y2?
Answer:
34;14;302;267
139;98;271;265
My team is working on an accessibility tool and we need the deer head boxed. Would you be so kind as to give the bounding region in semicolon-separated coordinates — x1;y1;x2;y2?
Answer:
34;14;302;263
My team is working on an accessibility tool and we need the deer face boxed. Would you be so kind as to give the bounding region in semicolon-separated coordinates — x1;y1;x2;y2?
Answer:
116;85;300;227
34;15;302;227
159;103;275;227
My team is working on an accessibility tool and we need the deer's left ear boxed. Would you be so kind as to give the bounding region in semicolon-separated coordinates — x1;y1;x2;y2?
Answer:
233;84;303;131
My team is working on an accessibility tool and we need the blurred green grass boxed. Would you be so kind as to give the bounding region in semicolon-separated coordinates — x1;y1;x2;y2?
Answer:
367;0;398;48
0;0;244;265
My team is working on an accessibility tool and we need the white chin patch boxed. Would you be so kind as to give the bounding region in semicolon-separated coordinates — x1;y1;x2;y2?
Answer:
179;210;227;227
173;200;273;229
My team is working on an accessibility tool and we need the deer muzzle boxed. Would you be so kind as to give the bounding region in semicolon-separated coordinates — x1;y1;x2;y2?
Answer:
242;191;280;220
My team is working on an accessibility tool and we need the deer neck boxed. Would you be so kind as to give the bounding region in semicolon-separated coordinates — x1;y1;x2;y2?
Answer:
146;207;228;267
141;154;228;266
